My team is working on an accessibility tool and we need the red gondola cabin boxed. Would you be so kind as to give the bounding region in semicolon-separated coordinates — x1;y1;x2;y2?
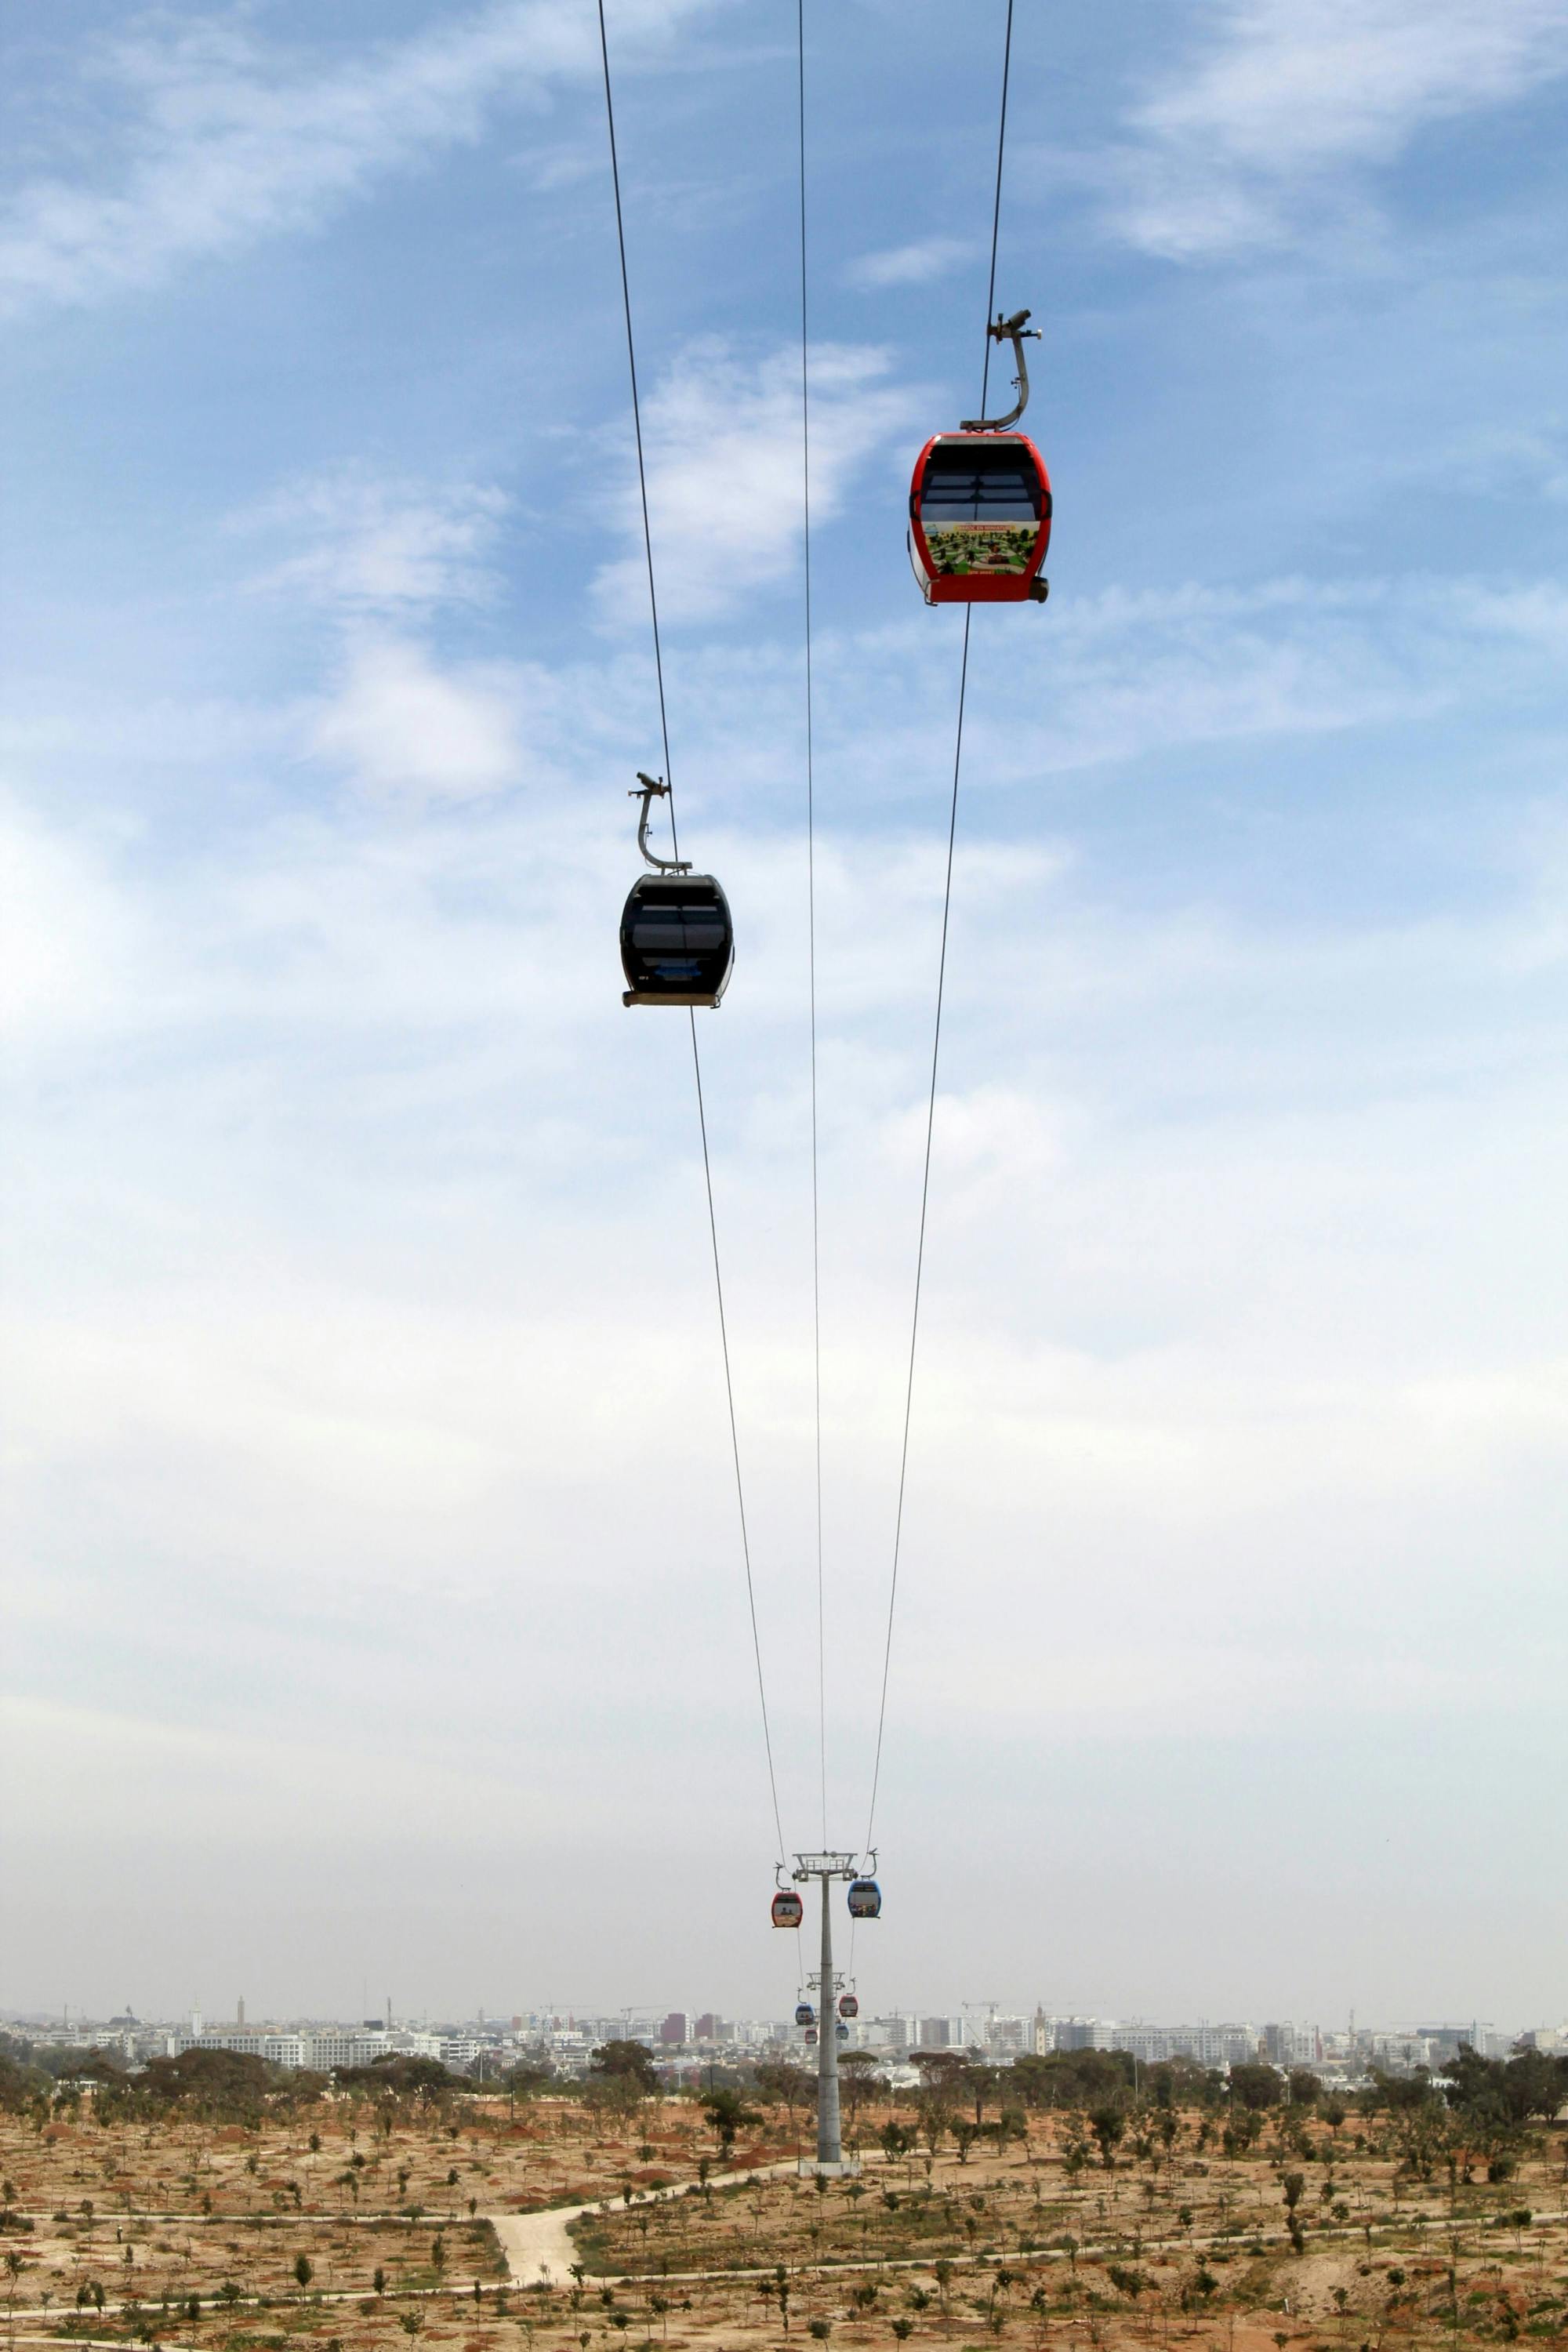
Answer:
771;1889;804;1929
909;431;1051;606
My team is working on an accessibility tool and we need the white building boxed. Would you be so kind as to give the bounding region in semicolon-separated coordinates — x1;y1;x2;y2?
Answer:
172;2030;392;2071
1264;2023;1323;2067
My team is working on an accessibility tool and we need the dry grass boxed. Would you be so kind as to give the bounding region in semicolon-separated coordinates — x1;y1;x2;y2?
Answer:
2;2095;1564;2352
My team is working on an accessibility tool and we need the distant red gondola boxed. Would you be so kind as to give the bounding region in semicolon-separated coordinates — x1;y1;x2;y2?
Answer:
771;1889;804;1929
839;1993;858;2020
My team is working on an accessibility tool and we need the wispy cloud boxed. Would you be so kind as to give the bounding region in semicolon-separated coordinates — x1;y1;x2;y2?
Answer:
309;634;528;801
241;470;511;615
843;235;975;290
591;339;918;623
1029;573;1568;768
1105;0;1568;258
0;0;717;317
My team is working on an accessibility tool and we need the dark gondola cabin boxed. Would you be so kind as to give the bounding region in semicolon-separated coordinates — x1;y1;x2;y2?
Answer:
771;1889;804;1929
909;432;1051;606
847;1877;881;1919
795;2002;815;2027
804;2027;818;2046
838;1993;858;2019
621;874;733;1007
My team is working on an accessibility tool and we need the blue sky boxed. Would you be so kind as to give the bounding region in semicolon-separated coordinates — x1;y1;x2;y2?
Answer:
3;0;1567;2031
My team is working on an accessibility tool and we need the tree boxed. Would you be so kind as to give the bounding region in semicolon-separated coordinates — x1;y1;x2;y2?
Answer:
1367;2068;1434;2114
837;2053;884;2127
293;2255;314;2292
138;2048;275;2124
1145;2057;1217;2111
911;2053;968;2103
590;2041;659;2092
1443;2047;1568;2125
1011;2051;1137;2111
49;2053;129;2088
756;2063;815;2122
1229;2064;1284;2113
702;2090;760;2163
968;2062;1002;2127
339;2056;456;2103
503;2063;556;2110
1088;2105;1126;2169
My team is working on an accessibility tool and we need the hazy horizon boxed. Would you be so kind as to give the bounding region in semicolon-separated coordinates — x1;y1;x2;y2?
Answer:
4;2000;1549;2039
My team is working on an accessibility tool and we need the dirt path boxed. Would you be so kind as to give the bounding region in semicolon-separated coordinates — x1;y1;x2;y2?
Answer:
489;2163;799;2288
501;2213;1389;2290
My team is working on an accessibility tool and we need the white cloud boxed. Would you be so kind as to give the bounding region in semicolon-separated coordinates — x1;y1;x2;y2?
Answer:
7;654;1568;2007
0;0;718;316
241;471;510;615
843;236;975;290
592;339;919;623
1106;0;1568;258
751;572;1568;814
309;632;527;800
0;801;142;1036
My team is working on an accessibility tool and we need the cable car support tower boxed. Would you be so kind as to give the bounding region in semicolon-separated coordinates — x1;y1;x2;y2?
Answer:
793;1851;869;2173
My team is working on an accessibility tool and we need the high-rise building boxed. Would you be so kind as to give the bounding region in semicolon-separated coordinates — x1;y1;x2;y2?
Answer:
1053;2018;1116;2051
659;2013;690;2046
1264;2023;1323;2066
919;2016;963;2049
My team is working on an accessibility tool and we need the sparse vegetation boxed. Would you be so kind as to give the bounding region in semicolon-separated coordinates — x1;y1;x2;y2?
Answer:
0;2061;1561;2352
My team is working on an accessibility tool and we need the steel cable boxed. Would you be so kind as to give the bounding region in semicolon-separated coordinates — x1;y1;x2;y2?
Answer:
797;0;828;1852
596;0;786;1866
863;0;1018;1856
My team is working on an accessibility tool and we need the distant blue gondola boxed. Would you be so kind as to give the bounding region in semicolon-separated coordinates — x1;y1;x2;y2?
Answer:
795;2002;815;2027
847;1877;881;1919
836;2023;850;2040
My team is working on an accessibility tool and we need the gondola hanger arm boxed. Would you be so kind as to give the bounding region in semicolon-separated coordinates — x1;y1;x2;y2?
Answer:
630;771;691;873
960;307;1040;433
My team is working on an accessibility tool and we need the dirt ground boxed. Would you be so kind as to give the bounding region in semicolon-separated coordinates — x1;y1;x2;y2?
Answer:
2;2094;1563;2352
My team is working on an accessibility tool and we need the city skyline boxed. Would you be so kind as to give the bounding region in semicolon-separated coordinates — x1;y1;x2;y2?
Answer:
8;1998;1560;2053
